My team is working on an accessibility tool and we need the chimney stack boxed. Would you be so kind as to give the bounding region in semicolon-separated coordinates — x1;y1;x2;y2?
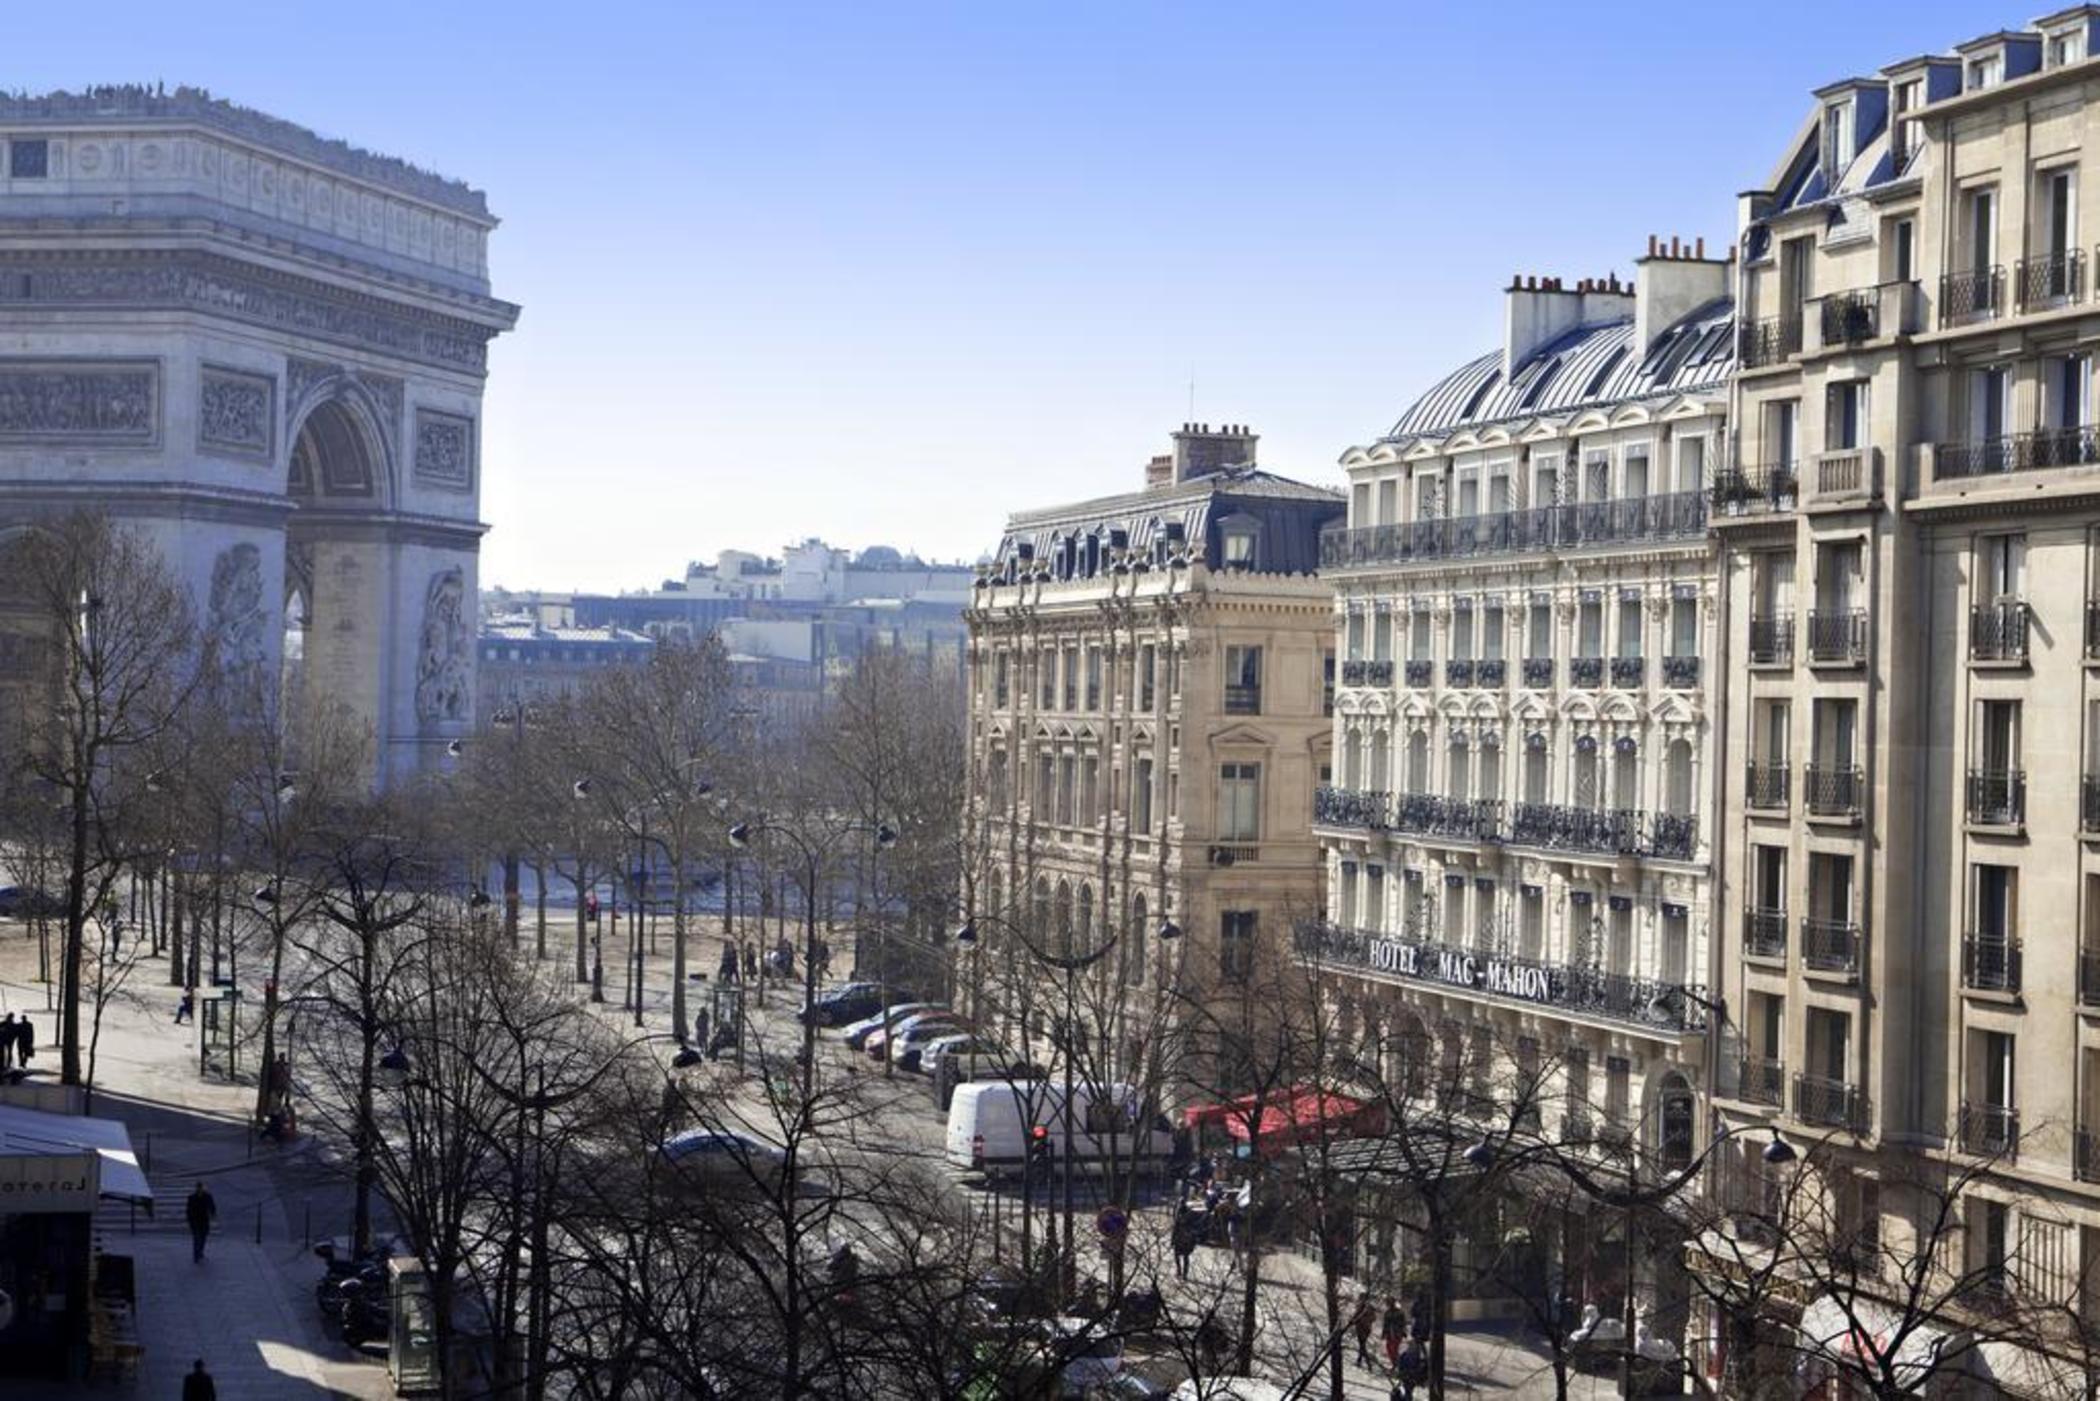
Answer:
1166;422;1259;485
1634;233;1731;352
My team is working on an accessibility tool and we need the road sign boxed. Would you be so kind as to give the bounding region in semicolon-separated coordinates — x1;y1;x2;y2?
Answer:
1096;1206;1127;1239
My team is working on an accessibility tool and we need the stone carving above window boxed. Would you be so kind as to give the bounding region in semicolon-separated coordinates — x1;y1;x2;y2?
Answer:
414;566;470;725
413;409;473;490
198;366;273;458
0;360;158;444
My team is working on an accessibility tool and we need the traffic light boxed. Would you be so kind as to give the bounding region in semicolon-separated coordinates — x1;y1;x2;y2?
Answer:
1029;1125;1052;1179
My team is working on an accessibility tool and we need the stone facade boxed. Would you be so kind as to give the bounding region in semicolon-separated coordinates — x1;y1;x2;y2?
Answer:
960;427;1342;1084
0;88;518;780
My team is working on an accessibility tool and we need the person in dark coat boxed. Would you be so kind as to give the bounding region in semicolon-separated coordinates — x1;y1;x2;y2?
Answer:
1410;1291;1432;1342
1170;1206;1199;1280
182;1359;216;1401
16;1013;33;1064
185;1181;216;1263
0;1014;13;1072
718;942;739;982
1352;1291;1377;1367
1381;1295;1407;1372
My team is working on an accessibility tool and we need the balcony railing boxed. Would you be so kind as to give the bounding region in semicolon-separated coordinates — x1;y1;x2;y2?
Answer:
1748;613;1795;666
1661;654;1699;690
1820;292;1879;345
1961;931;2021;994
1390;793;1504;843
1476;658;1507;688
1801;918;1861;978
2085;775;2100;833
1970;599;2030;663
1966;769;2025;827
1738;1055;1785;1108
1793;1074;1868;1133
1446;659;1476;688
2087;599;2100;661
1521;657;1553;689
1340;659;1367;686
1940;264;2005;323
1712;463;1798;515
1292;921;1712;1034
1507;802;1645;857
2082;949;2100;1008
1804;764;1862;819
1746;762;1790;810
1744;907;1789;961
1959;1101;2020;1159
1807;609;1868;665
1404;659;1432;688
1651;813;1697;861
1313;785;1390;832
1936;425;2100;479
1225;684;1261;715
2078;1127;2100;1184
1569;657;1603;689
1739;315;1803;368
1318;490;1711;571
2015;248;2084;309
1365;659;1394;687
1813;448;1875;500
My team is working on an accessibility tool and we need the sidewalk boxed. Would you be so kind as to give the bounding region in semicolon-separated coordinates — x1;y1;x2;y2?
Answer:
0;930;389;1399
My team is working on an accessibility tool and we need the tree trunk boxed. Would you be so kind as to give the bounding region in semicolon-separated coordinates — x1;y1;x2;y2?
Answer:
1428;1200;1454;1401
59;767;90;1085
502;851;521;946
532;862;547;960
670;853;689;1044
168;871;184;986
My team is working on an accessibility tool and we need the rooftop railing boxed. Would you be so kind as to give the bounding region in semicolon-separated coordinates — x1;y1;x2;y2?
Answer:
1319;490;1709;570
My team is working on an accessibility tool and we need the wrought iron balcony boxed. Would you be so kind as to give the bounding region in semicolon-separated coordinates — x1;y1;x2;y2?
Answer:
2082;949;2100;1008
1970;599;2030;663
1661;654;1699;690
1961;930;2021;994
1313;784;1390;832
1365;659;1393;687
1610;656;1646;689
1806;609;1867;665
1291;921;1712;1034
1804;764;1862;819
1748;613;1794;666
1738;1055;1785;1108
1820;291;1879;345
1507;802;1644;857
1340;659;1367;685
1317;490;1711;571
1744;907;1788;961
1966;769;2025;827
1939;264;2004;323
1445;659;1476;688
1476;658;1506;688
1391;792;1503;843
1521;657;1553;689
1959;1101;2019;1159
1569;656;1604;689
1712;463;1798;515
1746;762;1790;810
1650;813;1696;861
1224;684;1261;715
1936;425;2100;479
2015;248;2084;309
2077;1127;2100;1183
1801;918;1861;978
1404;659;1433;689
1793;1074;1868;1133
1739;315;1803;368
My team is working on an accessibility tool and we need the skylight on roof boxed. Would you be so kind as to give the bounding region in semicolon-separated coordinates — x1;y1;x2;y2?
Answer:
1583;346;1629;398
1459;370;1501;421
1518;356;1565;409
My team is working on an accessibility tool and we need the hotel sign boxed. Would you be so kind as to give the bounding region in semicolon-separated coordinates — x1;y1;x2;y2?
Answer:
0;1152;100;1214
1365;937;1558;1006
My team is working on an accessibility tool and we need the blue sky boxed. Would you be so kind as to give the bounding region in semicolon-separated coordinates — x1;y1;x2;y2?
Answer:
18;2;2011;589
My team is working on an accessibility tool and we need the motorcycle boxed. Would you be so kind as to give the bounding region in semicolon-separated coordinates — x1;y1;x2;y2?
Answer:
335;1273;390;1349
313;1239;391;1334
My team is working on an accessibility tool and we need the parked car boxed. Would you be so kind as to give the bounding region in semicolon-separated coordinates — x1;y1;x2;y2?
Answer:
865;1010;960;1061
842;1001;945;1050
919;1034;998;1080
0;887;63;919
801;982;883;1027
1040;1317;1124;1396
895;1019;975;1073
659;1128;788;1189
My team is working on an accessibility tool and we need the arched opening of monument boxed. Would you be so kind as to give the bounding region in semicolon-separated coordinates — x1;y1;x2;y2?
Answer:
283;395;386;759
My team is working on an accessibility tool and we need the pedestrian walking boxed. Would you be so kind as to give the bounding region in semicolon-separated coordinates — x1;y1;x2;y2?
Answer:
185;1181;216;1264
1170;1206;1198;1281
15;1013;32;1064
173;990;194;1024
1410;1291;1432;1342
182;1358;217;1401
718;942;739;983
1352;1291;1377;1367
693;1008;710;1055
743;943;758;979
1393;1336;1428;1400
1381;1295;1406;1372
0;1013;14;1072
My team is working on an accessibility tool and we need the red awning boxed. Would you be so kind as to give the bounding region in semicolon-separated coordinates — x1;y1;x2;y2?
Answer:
1183;1088;1385;1155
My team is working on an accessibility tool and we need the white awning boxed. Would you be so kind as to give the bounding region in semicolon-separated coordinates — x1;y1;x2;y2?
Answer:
1976;1337;2086;1397
0;1101;153;1204
1797;1293;1970;1387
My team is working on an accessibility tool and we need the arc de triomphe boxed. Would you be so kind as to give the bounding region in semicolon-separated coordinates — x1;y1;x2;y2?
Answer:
0;87;518;780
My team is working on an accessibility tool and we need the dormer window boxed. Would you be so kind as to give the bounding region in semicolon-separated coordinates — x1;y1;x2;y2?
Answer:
1892;79;1923;167
1968;52;2002;90
1824;100;1854;175
1219;513;1261;569
2049;28;2086;68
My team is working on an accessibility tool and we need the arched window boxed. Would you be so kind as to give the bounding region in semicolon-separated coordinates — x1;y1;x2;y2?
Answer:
1447;736;1471;802
1657;1073;1696;1171
1573;737;1600;808
1077;884;1095;949
1611;737;1639;811
1407;731;1430;793
1665;738;1694;816
1370;731;1390;793
1524;734;1549;803
1343;729;1363;789
1033;877;1052;938
1054;881;1074;955
1478;735;1502;805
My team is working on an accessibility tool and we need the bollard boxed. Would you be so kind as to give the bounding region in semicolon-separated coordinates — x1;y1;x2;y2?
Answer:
254;1202;262;1245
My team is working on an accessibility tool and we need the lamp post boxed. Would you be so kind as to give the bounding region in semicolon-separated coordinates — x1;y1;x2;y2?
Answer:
954;908;1181;1304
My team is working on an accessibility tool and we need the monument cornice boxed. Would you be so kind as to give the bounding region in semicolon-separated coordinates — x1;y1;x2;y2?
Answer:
0;247;514;374
0;479;297;528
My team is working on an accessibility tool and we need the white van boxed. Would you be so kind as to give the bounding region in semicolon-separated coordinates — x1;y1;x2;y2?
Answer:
945;1080;1172;1177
